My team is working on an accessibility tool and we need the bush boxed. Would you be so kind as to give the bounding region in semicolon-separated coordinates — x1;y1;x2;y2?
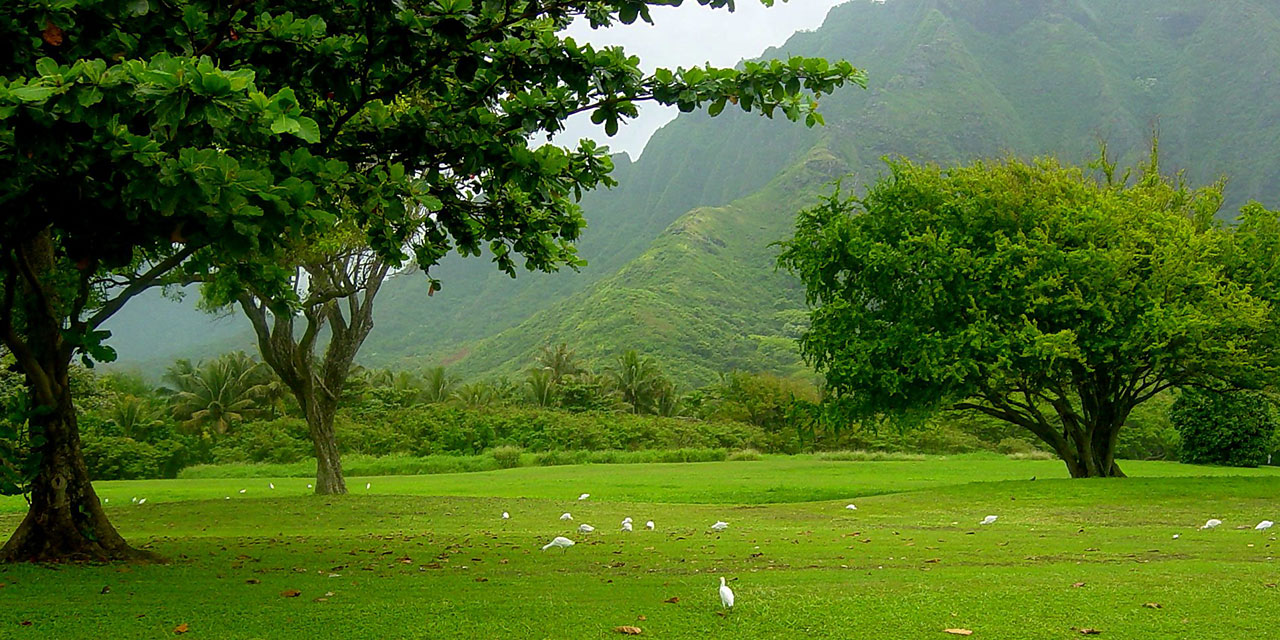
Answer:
82;436;188;480
728;448;762;461
490;445;523;469
1170;389;1278;467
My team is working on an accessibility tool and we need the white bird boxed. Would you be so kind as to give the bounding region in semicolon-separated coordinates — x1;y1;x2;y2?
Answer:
103;498;109;504
502;512;510;520
307;484;313;489
1257;520;1274;531
269;483;275;490
541;536;575;552
718;577;735;609
979;515;998;525
621;522;633;532
711;521;729;531
239;489;247;494
1172;534;1180;539
845;504;858;510
130;497;138;504
560;513;573;521
366;482;371;490
578;523;595;533
578;493;590;501
645;520;655;530
225;496;230;500
622;517;633;525
1201;518;1223;530
137;498;146;505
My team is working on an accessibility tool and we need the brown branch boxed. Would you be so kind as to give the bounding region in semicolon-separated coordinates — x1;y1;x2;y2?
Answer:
84;245;198;331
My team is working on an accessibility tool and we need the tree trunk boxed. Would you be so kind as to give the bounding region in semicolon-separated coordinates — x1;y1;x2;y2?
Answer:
307;401;346;495
1;397;157;563
1;232;157;562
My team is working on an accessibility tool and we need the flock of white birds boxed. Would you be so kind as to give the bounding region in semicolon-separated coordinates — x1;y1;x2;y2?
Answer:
116;482;1279;613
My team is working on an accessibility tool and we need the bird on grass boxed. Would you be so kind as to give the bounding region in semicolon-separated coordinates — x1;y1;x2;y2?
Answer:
307;484;313;489
711;521;729;531
621;522;633;532
845;504;857;511
366;482;372;490
239;489;247;494
578;523;595;533
560;513;573;521
1256;520;1274;531
645;521;655;531
502;512;510;520
719;577;735;611
578;493;590;501
1201;519;1223;530
137;498;146;505
979;515;998;525
269;483;275;490
542;536;575;553
622;517;632;525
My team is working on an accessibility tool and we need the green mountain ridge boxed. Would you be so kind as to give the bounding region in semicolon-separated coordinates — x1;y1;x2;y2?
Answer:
107;0;1280;386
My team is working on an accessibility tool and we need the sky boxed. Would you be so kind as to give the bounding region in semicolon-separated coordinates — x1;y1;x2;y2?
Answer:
553;0;849;159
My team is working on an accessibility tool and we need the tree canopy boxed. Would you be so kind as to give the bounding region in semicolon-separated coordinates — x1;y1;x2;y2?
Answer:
778;152;1279;477
0;0;862;561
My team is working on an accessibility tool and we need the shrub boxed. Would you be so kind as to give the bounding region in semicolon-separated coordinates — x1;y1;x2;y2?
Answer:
491;445;523;469
82;436;188;480
728;448;762;461
1170;389;1278;467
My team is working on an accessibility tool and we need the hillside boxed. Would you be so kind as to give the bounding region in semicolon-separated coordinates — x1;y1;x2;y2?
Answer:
107;0;1280;385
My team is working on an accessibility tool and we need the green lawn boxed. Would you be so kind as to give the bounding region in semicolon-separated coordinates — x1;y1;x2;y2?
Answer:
2;456;1279;638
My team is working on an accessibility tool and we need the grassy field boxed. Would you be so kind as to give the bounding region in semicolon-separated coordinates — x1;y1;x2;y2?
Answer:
2;456;1279;638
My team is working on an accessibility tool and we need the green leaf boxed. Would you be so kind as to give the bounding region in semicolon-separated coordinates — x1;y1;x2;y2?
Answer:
270;115;300;135
294;117;320;143
11;85;54;102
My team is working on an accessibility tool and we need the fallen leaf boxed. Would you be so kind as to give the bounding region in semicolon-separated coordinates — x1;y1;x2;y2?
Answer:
1142;603;1162;609
1072;582;1086;588
20;621;32;626
100;586;111;594
312;597;328;603
944;630;973;636
663;596;679;604
173;623;189;634
281;589;301;598
637;615;647;621
1078;629;1102;635
474;577;488;582
41;21;64;47
614;626;643;635
245;579;261;585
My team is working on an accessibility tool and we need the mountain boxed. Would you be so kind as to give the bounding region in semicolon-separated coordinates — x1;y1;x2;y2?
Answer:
107;0;1280;385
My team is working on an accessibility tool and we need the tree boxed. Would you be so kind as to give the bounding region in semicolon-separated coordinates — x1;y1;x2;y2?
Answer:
163;352;273;437
1171;388;1278;467
537;343;584;385
778;152;1277;477
0;0;860;561
608;350;669;414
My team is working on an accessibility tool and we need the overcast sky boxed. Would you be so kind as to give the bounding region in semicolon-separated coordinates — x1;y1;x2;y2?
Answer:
553;0;849;159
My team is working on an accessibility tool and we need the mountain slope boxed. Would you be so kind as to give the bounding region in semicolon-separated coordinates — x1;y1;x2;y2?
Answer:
437;0;1280;384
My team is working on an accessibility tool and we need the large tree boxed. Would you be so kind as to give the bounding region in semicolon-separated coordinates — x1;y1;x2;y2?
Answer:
0;0;862;560
778;153;1278;477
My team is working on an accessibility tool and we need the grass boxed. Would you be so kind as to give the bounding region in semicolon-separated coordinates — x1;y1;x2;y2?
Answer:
2;456;1280;638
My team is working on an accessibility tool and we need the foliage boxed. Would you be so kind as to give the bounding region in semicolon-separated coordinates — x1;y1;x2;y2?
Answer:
778;152;1277;477
1170;389;1278;467
161;352;277;436
490;444;523;470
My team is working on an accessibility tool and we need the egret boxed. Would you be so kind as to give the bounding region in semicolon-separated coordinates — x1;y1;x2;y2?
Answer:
239;489;247;494
578;523;595;533
1201;519;1223;530
979;515;998;525
541;536;575;552
1172;534;1180;539
845;504;857;510
269;483;275;490
645;520;655;530
137;498;146;505
130;497;138;504
621;522;633;532
718;577;735;610
366;482;371;490
560;513;573;521
225;496;231;500
502;512;510;520
307;484;313;489
103;498;109;504
1257;520;1274;531
622;517;633;526
578;493;590;501
711;521;729;531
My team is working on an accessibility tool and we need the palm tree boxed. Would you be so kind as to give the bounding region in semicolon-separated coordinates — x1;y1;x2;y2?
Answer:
164;352;273;436
107;395;165;440
525;368;557;407
453;382;497;409
536;343;583;384
607;350;668;414
421;367;459;404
